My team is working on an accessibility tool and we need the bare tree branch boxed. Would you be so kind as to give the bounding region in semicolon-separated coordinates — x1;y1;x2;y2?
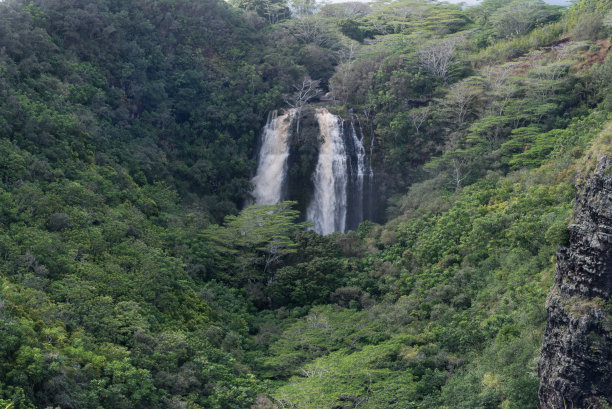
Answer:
417;36;460;84
283;78;322;135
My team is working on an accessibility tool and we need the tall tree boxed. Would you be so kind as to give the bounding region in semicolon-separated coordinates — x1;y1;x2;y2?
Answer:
202;201;308;284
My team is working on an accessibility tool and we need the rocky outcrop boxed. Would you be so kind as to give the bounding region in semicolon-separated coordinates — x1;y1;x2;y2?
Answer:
539;157;612;409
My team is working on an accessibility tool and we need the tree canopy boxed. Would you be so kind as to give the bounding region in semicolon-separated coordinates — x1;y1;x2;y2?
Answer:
2;0;612;407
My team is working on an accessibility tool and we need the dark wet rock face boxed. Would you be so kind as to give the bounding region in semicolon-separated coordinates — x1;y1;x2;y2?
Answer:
539;157;612;409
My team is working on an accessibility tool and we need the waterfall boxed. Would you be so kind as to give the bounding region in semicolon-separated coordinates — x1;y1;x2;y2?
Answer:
345;118;367;231
361;119;375;223
251;109;295;205
307;108;348;235
251;107;374;235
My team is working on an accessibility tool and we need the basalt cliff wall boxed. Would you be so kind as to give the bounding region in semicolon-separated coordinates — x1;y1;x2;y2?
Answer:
539;157;612;409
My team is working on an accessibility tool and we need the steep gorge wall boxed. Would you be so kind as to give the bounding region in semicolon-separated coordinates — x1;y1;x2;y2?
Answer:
539;157;612;409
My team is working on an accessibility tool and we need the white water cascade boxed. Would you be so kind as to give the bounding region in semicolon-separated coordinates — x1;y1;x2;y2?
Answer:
350;121;366;191
307;108;348;235
348;120;366;226
251;109;296;205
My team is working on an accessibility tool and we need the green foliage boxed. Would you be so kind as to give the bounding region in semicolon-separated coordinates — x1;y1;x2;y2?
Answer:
2;0;612;407
0;0;276;394
488;0;563;39
274;337;427;408
231;0;291;24
201;202;306;288
266;163;574;408
474;21;565;63
0;0;289;221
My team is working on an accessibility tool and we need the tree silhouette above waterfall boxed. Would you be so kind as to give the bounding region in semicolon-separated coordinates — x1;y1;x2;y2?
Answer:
283;78;323;136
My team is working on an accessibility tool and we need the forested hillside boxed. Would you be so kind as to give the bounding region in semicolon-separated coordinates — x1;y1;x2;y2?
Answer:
1;0;612;407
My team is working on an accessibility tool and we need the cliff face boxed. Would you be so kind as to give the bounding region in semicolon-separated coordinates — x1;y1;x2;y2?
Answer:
539;157;612;409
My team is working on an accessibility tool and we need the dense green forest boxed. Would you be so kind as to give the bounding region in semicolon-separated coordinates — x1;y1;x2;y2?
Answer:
2;0;612;407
